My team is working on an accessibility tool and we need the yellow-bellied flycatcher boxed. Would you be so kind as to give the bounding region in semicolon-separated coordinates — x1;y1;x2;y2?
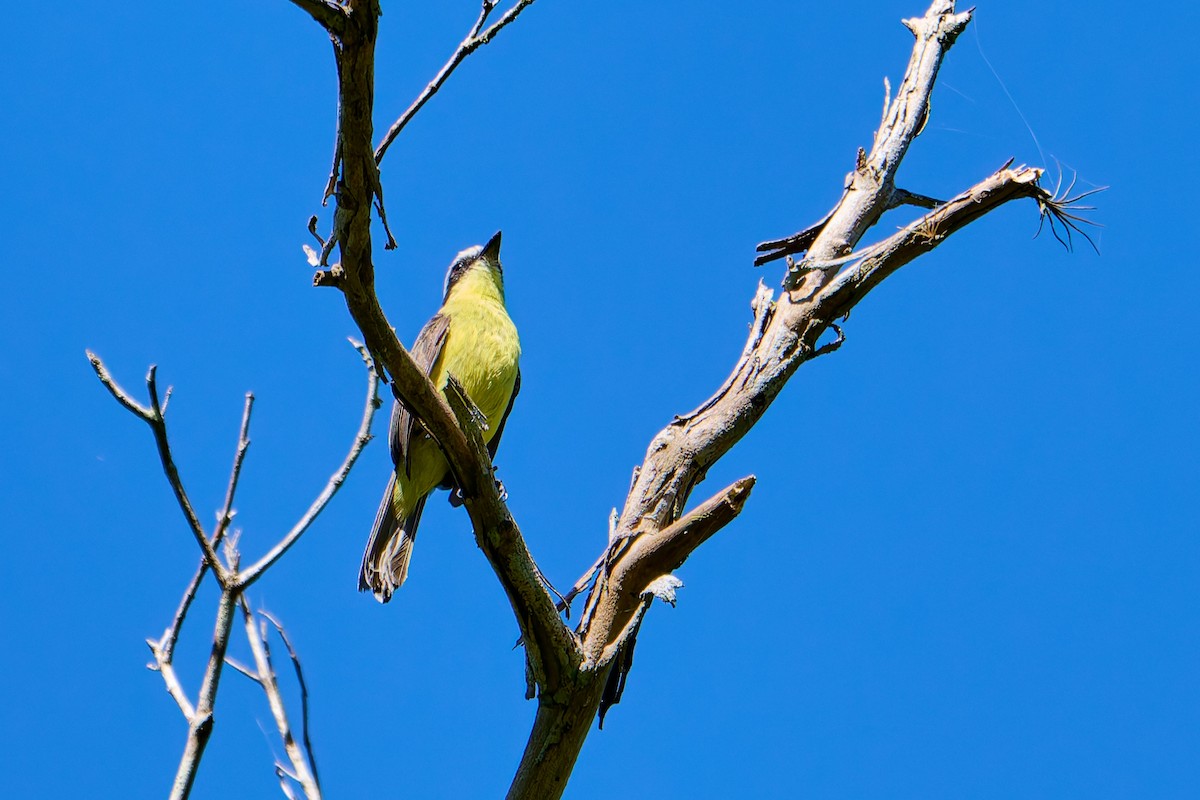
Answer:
359;231;521;602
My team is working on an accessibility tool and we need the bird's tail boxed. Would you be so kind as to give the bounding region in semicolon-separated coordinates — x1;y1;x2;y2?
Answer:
359;474;428;603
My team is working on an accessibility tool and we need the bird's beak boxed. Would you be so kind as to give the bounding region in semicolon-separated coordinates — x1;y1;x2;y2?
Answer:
481;230;503;262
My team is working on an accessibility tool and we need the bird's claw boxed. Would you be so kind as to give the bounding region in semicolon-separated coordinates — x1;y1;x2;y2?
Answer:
446;474;506;506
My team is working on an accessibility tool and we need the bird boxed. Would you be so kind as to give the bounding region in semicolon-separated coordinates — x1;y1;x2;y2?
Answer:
359;231;521;602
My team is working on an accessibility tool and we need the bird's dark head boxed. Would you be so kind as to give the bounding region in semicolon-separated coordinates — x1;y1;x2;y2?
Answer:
443;230;503;302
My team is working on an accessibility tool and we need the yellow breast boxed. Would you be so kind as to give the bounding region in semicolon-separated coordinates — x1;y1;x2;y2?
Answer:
434;266;521;442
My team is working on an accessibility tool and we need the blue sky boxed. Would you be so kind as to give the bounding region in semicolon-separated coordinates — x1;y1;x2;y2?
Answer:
3;1;1197;797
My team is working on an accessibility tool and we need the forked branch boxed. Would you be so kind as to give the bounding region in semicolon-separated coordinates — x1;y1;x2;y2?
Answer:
554;4;1087;793
291;0;573;694
281;1;1092;799
286;0;347;35
611;0;976;556
237;341;380;589
91;341;379;799
375;0;542;165
235;600;323;799
87;353;228;583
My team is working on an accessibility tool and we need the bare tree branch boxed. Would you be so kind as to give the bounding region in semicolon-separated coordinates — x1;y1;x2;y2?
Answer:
289;2;1084;798
94;339;378;798
817;164;1048;313
224;656;262;684
610;0;974;558
170;588;237;800
153;390;258;667
754;0;970;271
236;339;380;589
617;477;755;603
261;610;322;792
157;560;206;665
147;637;197;719
443;377;583;690
506;3;1069;795
476;0;539;44
887;186;944;211
374;0;541;165
139;392;258;734
306;0;573;698
579;477;755;667
87;352;154;419
87;353;229;584
286;0;348;35
216;392;255;544
238;600;322;800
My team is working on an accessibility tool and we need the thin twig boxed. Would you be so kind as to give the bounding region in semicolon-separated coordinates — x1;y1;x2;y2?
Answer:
286;0;348;34
87;351;153;420
170;588;237;800
147;639;197;719
87;352;228;585
261;610;322;792
225;656;262;684
373;194;398;250
215;393;255;545
158;561;206;663
157;391;258;660
374;0;540;164
143;364;227;580
887;187;944;210
559;552;606;613
236;340;379;589
155;394;257;653
239;599;322;800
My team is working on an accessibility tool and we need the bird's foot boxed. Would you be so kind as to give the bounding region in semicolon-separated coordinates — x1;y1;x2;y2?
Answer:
446;470;507;507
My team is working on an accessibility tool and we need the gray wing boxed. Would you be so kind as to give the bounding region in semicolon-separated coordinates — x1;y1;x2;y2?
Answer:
391;313;451;477
487;367;521;460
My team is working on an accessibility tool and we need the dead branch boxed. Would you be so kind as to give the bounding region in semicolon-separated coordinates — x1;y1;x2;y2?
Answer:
816;164;1049;314
170;589;238;800
236;340;379;589
237;600;322;799
91;340;378;799
582;477;756;669
87;353;228;583
286;0;347;34
516;2;1068;795
443;377;582;690
375;0;542;165
216;393;255;545
294;0;574;696
261;610;322;791
281;1;1088;798
610;0;974;554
